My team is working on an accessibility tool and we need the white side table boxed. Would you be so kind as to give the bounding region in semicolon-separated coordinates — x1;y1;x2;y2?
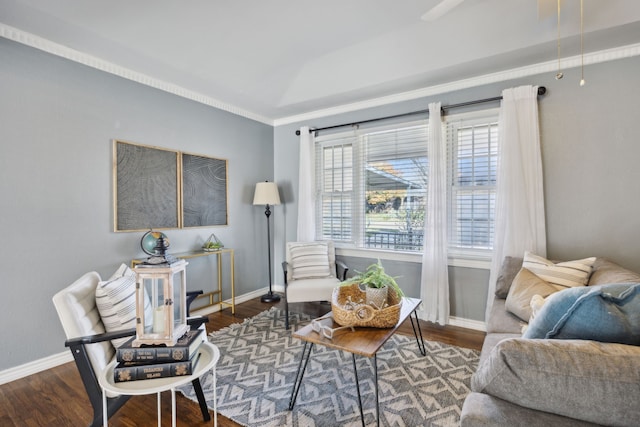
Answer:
99;341;219;427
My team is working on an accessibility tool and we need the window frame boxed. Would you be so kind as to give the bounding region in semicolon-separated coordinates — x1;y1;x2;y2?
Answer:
446;109;500;261
314;109;499;265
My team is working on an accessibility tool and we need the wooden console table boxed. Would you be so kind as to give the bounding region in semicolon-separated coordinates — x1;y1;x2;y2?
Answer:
132;248;235;314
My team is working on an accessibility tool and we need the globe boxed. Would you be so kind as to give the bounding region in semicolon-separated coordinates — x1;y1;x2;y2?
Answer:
141;230;170;255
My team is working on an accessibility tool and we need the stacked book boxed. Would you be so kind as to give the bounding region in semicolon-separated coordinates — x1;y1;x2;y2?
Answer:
113;328;205;382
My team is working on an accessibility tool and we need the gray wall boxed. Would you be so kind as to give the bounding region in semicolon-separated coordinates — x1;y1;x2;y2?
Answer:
273;55;640;322
0;39;274;371
2;35;639;372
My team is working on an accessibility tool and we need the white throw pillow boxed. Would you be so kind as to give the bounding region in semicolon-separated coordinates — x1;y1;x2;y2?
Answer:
290;242;331;280
96;263;151;348
522;252;596;290
529;294;547;321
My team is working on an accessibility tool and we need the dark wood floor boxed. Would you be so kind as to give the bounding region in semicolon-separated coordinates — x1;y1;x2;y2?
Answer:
0;296;485;426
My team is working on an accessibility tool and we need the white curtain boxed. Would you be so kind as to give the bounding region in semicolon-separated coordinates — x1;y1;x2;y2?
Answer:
487;85;546;318
297;126;316;241
420;102;450;325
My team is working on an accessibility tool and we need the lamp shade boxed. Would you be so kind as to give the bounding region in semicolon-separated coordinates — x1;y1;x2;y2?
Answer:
253;181;281;206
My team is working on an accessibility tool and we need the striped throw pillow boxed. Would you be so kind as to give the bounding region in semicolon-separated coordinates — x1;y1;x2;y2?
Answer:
290;242;331;280
523;252;596;290
96;264;151;348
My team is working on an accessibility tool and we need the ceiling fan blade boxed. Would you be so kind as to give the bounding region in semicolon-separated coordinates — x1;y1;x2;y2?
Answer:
421;0;465;22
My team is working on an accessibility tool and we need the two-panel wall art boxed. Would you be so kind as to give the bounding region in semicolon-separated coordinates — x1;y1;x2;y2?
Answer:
113;140;228;232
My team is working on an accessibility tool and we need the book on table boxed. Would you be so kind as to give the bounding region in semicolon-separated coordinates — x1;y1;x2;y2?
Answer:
113;349;202;382
116;328;205;363
113;328;206;382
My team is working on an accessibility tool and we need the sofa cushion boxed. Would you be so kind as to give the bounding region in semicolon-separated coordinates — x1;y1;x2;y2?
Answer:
523;282;640;345
486;298;525;334
523;252;596;289
494;256;523;298
505;268;559;322
289;242;332;280
589;258;640;286
471;338;640;426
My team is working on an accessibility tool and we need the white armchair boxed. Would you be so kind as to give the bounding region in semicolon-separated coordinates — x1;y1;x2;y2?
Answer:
282;241;348;329
52;266;210;427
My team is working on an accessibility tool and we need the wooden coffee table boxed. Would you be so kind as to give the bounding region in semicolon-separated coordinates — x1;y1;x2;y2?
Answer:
289;297;425;427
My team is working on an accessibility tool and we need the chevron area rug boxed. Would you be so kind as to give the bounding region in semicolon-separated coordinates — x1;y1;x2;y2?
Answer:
177;307;480;427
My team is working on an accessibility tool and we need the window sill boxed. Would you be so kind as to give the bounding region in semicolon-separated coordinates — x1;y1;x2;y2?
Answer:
335;246;491;269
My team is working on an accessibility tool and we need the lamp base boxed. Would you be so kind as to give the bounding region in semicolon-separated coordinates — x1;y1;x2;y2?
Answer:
260;291;281;303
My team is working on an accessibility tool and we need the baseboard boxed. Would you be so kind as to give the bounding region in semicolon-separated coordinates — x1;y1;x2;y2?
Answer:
0;288;269;386
0;351;73;385
449;316;486;332
411;306;487;332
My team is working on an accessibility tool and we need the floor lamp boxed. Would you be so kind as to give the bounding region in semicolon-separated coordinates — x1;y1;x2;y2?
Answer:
253;181;281;303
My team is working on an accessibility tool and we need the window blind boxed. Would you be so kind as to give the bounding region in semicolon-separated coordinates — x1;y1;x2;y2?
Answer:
447;118;498;249
314;110;499;255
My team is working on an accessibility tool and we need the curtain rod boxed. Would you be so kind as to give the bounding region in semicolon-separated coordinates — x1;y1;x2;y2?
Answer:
295;86;546;136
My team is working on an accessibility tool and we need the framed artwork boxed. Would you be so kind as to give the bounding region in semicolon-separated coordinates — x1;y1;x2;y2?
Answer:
181;152;228;227
113;140;180;232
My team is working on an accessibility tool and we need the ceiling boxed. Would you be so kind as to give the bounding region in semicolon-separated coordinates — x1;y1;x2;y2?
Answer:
2;0;640;123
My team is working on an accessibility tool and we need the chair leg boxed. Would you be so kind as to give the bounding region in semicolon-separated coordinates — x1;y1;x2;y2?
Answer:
192;378;211;422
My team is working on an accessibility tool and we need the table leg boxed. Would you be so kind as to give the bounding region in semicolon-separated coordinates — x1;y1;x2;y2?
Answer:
172;388;177;427
229;250;235;314
409;310;427;356
213;364;218;427
157;392;161;427
288;341;314;410
102;389;108;427
217;253;223;313
374;354;379;427
351;354;365;427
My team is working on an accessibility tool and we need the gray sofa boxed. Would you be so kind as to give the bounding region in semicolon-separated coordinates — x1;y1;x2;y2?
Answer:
460;257;640;426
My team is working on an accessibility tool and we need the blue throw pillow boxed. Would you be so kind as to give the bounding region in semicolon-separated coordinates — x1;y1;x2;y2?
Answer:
523;283;640;345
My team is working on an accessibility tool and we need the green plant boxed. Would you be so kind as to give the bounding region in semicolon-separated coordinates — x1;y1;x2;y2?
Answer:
343;259;404;297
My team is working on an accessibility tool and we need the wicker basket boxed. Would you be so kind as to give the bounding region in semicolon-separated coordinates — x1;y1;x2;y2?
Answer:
331;283;402;328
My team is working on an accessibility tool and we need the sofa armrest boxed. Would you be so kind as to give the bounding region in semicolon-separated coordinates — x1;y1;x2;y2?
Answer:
461;392;600;427
472;338;640;426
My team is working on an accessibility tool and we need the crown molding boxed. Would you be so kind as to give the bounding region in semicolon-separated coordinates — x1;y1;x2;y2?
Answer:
273;42;640;127
0;23;273;125
3;23;639;128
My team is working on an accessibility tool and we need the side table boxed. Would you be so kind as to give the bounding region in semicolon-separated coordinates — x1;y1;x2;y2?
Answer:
99;341;220;427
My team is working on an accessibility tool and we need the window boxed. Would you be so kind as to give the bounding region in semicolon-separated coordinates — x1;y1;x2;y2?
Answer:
315;110;499;256
320;140;354;242
447;117;498;251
